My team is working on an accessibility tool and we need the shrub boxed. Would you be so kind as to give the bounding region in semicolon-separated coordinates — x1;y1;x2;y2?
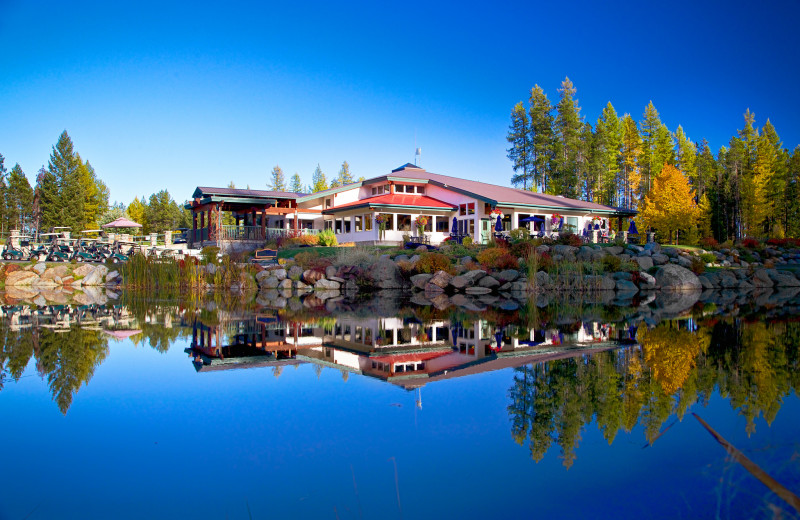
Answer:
699;236;719;249
618;260;640;273
317;229;338;247
510;240;536;259
741;237;760;249
396;260;415;275
294;251;332;270
332;245;377;268
200;246;220;265
477;247;518;270
699;253;716;264
416;252;454;274
508;228;529;242
690;256;706;275
285;234;319;247
600;255;622;273
462;236;473;246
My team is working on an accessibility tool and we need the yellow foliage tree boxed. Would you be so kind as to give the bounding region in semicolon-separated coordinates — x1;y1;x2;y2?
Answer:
640;323;708;396
639;164;699;244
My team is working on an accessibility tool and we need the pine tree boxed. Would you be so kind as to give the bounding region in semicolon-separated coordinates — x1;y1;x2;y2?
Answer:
48;131;84;231
674;126;697;188
595;103;623;206
652;124;676;178
126;196;147;232
6;164;33;231
146;190;181;233
620;114;642;209
76;155;108;229
528;85;555;192
639;101;663;195
289;173;304;193
759;120;787;236
552;77;583;198
311;164;328;193
785;147;800;238
0;154;7;233
507;101;532;189
269;165;287;191
337;161;353;185
35;166;59;231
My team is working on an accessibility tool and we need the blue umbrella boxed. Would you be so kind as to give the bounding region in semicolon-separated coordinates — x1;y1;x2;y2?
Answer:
494;330;504;349
558;218;564;231
628;220;638;234
495;215;502;232
520;216;544;223
594;223;600;230
452;216;458;233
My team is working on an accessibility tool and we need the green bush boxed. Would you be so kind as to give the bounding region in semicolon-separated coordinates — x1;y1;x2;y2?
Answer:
690;256;706;275
201;246;220;265
699;253;716;264
317;229;338;247
462;236;473;246
508;228;529;242
600;255;622;273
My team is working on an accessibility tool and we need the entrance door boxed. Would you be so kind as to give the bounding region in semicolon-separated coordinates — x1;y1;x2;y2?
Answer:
480;219;493;244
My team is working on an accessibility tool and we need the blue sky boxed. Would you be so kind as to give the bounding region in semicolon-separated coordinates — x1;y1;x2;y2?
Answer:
1;0;799;205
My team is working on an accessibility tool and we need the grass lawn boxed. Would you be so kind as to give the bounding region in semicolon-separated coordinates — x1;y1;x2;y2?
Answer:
662;244;705;252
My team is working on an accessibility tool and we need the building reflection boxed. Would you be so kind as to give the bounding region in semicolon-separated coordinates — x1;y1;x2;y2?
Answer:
186;313;638;387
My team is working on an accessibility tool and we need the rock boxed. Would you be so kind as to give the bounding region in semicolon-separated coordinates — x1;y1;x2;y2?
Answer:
411;273;433;290
328;275;346;283
272;268;288;281
606;246;624;255
577;246;594;261
752;269;774;288
82;268;105;286
462;269;486;284
33;295;47;306
697;275;714;290
599;275;617;291
499;282;512;291
424;282;445;295
6;270;38;286
634;256;654;270
535;245;550;254
459;256;473;265
32;262;48;275
465;286;493;295
302;269;326;285
767;269;800;287
415;245;428;253
511;280;528;292
255;270;272;282
429;270;453;289
367;258;405;289
616;279;638;292
314;279;341;290
206;264;216;274
278;278;293;289
73;264;94;278
294;280;309;290
613;271;633;281
650;254;669;266
643;242;661;253
477;276;500;289
496;269;519;283
532;271;551;289
408;255;421;265
639;271;657;288
106;270;120;282
288;265;304;280
653;264;701;292
344;279;358;291
261;277;280;289
449;275;471;290
552;245;577;260
61;276;74;286
394;254;410;263
718;271;738;288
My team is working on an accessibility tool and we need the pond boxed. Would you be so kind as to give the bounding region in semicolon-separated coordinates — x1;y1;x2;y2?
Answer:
0;289;798;519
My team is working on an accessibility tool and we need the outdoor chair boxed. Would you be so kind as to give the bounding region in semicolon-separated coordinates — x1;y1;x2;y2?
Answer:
251;248;278;266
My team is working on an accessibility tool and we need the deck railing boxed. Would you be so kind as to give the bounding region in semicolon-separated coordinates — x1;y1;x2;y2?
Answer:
217;226;319;242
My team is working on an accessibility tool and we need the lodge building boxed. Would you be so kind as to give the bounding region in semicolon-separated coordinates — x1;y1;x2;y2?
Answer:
186;163;636;248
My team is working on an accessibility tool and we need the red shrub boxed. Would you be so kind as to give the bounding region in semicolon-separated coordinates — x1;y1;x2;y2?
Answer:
741;237;760;249
699;237;719;249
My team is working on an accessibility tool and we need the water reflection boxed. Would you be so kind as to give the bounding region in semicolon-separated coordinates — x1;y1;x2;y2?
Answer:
1;289;799;469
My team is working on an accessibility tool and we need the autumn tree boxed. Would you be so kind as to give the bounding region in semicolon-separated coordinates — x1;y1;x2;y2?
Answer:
640;164;699;244
311;164;328;192
269;165;287;191
330;161;354;189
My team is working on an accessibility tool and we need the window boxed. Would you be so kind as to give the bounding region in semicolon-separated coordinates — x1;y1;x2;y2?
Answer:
325;220;333;230
325;198;332;209
379;213;394;230
567;216;578;232
468;220;475;235
518;214;531;229
378;185;384;195
459;204;467;216
397;214;412;232
502;214;511;231
364;214;373;231
416;186;425;194
335;219;342;234
467;203;475;215
436;217;449;233
371;187;377;195
354;215;363;232
395;184;405;193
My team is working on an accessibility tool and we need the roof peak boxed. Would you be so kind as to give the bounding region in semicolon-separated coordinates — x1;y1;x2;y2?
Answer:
391;163;424;173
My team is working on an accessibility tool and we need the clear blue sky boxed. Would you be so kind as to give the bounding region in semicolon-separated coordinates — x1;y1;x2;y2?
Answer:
2;0;799;205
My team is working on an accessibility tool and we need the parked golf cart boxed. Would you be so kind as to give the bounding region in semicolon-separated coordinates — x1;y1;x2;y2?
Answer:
2;235;34;261
71;238;102;262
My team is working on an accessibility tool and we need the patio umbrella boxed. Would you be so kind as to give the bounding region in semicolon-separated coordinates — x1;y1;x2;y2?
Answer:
519;216;544;223
558;218;564;231
628;220;639;234
102;216;143;228
495;215;502;232
494;331;504;350
452;216;458;233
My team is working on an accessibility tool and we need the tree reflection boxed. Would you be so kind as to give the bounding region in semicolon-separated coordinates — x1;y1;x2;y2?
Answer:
508;319;800;467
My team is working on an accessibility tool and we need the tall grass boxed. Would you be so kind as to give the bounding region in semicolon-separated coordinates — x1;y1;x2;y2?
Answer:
525;251;603;294
120;253;256;291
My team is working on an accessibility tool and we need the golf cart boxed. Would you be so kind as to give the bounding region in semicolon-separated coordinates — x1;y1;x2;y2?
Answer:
2;235;34;261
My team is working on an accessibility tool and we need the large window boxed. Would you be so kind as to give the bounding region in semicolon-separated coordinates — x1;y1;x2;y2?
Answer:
364;214;373;231
379;213;394;230
467;203;475;215
420;215;433;232
435;217;449;233
344;218;352;233
566;216;578;232
416;186;425;195
355;215;363;232
459;204;467;216
397;214;412;232
334;219;342;234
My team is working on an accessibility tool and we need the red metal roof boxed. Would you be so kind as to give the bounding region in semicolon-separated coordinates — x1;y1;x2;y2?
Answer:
371;350;452;363
330;193;456;211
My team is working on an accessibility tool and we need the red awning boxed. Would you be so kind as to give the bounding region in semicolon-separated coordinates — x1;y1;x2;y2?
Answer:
328;193;456;212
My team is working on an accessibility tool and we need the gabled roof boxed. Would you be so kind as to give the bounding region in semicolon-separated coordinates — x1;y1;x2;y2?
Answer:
193;186;303;199
323;193;456;214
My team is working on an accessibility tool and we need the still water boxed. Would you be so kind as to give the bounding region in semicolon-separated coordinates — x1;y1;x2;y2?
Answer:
0;290;798;519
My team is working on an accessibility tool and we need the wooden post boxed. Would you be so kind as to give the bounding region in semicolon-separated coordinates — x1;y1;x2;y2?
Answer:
192;211;197;247
200;211;205;246
261;206;267;240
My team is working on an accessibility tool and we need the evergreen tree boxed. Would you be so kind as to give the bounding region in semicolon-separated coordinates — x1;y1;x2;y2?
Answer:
126;196;147;233
289;173;304;193
337;161;353;185
786;147;800;238
759;120;787;236
552;77;583;198
76;155;108;229
146;190;181;233
269;165;287;191
0;154;7;233
595;103;623;205
652;124;676;177
311;164;328;192
6;164;33;232
674;126;697;188
528;85;555;192
507;101;532;189
639;101;663;195
620;114;642;209
48;131;84;231
35;166;59;231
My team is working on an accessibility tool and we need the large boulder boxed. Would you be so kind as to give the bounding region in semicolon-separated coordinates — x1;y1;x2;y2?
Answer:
73;264;94;278
32;262;48;275
449;275;471;290
410;273;433;290
634;256;654;270
751;269;774;288
302;269;326;285
82;267;106;286
477;275;500;289
767;269;800;287
428;270;453;289
651;254;669;265
552;245;577;260
366;258;405;289
314;278;341;290
653;264;701;292
496;269;520;283
462;269;487;284
6;270;39;286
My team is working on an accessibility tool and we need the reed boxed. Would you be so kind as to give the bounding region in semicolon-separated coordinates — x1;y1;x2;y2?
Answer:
120;253;257;291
